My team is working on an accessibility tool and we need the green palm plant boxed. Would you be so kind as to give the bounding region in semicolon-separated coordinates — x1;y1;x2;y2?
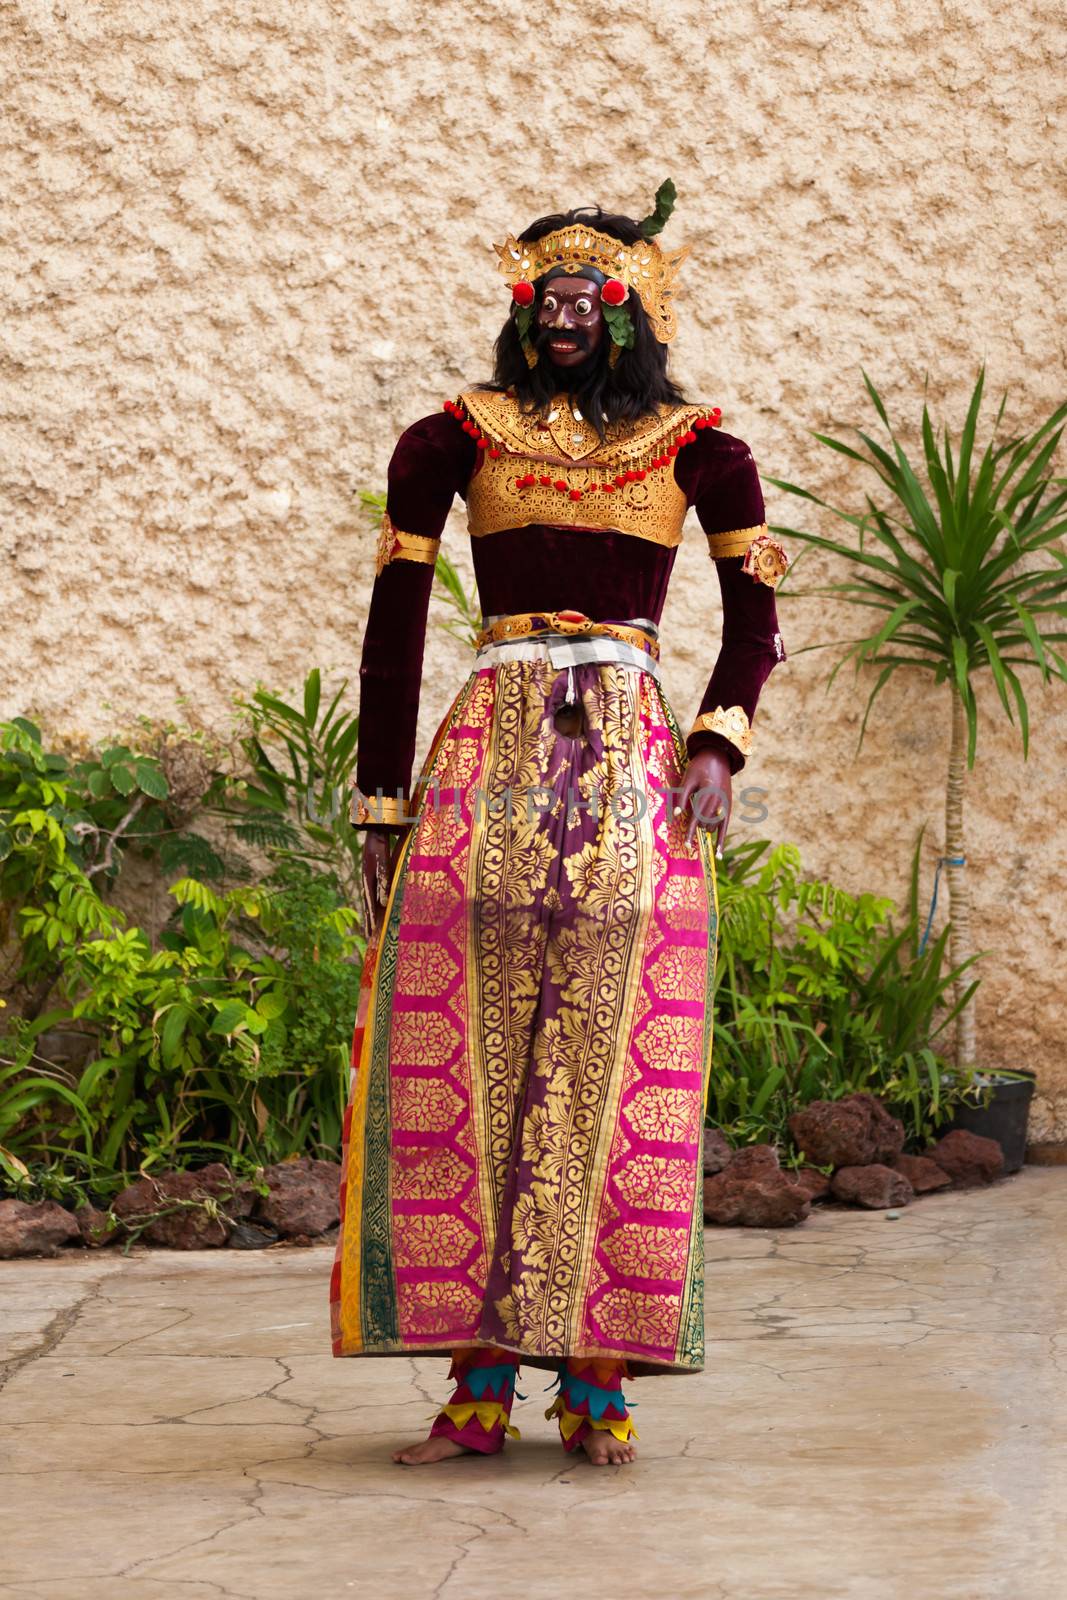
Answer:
769;370;1067;1067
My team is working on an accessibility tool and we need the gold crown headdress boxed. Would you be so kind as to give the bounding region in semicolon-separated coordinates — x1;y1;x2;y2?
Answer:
492;180;687;345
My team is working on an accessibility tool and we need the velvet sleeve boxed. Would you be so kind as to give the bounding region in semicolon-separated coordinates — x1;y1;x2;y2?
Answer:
353;411;476;824
674;429;785;773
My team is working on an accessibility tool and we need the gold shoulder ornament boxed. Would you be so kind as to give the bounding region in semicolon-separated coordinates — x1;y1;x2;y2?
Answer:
742;531;789;588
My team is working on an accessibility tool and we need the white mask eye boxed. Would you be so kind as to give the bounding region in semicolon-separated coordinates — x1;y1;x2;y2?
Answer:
542;294;558;313
575;297;592;316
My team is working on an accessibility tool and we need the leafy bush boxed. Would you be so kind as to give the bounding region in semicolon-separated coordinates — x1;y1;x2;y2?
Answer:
0;682;364;1198
711;837;981;1152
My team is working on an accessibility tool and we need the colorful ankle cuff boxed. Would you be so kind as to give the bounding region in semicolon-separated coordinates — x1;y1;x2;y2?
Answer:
430;1347;522;1454
545;1360;638;1452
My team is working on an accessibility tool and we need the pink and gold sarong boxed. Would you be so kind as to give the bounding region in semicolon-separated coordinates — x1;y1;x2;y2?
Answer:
330;655;718;1376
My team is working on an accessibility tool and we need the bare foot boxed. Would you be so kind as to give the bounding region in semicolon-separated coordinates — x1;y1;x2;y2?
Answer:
579;1430;637;1466
392;1435;472;1466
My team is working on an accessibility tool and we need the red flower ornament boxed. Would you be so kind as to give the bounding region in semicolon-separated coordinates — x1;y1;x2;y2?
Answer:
601;278;628;307
512;281;535;307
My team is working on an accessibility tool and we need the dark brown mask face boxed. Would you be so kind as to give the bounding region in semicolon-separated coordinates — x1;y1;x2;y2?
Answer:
537;275;604;369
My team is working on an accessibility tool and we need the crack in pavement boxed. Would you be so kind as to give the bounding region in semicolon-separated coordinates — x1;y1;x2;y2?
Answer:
0;1265;120;1397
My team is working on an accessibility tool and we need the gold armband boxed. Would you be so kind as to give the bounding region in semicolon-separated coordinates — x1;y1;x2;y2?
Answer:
688;706;753;758
705;522;767;560
350;789;417;827
375;512;440;577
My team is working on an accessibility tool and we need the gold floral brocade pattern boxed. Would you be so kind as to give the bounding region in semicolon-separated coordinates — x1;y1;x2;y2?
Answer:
332;657;717;1373
461;390;714;547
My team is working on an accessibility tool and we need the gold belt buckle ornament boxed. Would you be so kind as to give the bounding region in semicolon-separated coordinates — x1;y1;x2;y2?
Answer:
550;610;594;635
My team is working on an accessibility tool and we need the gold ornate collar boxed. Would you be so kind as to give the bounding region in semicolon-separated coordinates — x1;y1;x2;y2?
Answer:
451;389;720;473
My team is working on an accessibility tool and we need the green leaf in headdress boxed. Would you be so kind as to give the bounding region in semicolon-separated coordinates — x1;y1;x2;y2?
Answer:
603;303;635;349
638;178;677;240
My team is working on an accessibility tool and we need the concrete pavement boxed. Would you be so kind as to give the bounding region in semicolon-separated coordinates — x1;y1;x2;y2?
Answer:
1;1168;1064;1599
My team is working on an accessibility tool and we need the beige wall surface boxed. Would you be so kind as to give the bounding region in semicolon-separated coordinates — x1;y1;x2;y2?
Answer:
3;2;1066;1133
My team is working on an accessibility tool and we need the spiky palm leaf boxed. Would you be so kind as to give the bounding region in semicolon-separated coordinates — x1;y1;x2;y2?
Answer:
769;369;1067;765
769;371;1067;1068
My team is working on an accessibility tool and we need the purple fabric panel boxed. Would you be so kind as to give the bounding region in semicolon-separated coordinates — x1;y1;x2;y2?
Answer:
674;429;779;772
386;410;477;532
673;426;766;532
471;525;677;622
355;414;475;804
688;557;783;772
356;561;436;802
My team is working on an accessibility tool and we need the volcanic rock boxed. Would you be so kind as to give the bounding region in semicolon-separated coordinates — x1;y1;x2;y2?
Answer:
227;1220;279;1250
75;1203;120;1247
0;1199;81;1258
702;1127;733;1176
789;1093;905;1168
889;1153;952;1195
930;1129;1004;1187
789;1166;832;1202
253;1157;341;1238
703;1143;811;1228
110;1163;254;1248
830;1164;914;1209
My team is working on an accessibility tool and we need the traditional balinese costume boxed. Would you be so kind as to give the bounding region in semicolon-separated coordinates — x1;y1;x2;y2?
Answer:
330;209;787;1455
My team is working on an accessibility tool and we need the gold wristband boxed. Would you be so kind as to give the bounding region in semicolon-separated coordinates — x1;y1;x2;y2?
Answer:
351;790;417;827
688;705;753;757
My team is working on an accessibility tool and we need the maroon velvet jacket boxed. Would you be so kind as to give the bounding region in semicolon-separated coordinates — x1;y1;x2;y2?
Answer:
356;406;784;807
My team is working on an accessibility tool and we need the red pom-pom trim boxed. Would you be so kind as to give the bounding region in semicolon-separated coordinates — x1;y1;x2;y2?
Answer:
601;278;628;307
512;281;535;307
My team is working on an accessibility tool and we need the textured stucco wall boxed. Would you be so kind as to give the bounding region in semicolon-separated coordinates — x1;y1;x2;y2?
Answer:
4;2;1066;1133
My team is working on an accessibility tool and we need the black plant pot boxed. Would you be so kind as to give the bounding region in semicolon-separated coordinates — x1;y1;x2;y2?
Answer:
947;1070;1036;1175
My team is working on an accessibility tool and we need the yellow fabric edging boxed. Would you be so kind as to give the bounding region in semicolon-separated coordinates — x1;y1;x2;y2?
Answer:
438;1401;521;1440
545;1396;638;1444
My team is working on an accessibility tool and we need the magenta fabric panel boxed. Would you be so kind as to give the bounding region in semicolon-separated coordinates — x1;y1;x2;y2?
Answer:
337;661;713;1373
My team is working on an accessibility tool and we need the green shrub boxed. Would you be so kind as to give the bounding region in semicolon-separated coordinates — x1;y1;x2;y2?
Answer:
711;837;981;1153
0;681;364;1198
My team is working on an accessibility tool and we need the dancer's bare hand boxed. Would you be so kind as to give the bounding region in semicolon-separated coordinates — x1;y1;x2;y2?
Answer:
360;826;401;935
678;748;732;853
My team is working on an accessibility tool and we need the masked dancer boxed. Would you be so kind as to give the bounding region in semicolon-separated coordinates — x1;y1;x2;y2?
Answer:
331;183;788;1466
